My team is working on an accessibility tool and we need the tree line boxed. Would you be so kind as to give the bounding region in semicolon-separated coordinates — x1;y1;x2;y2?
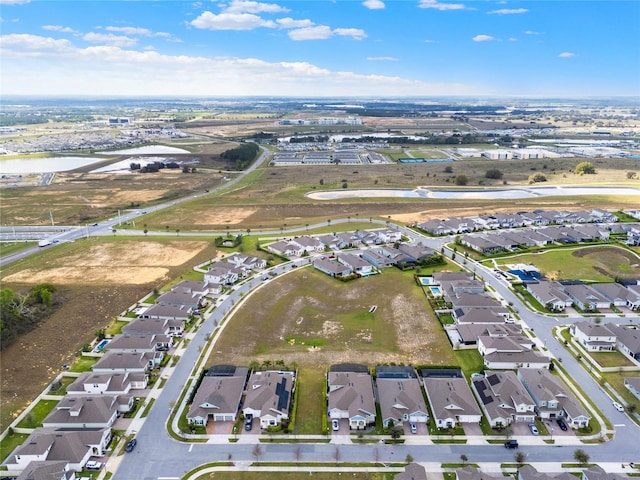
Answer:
0;283;59;349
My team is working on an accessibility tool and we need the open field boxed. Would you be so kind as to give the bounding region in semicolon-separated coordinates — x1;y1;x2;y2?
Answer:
0;237;217;432
494;245;640;282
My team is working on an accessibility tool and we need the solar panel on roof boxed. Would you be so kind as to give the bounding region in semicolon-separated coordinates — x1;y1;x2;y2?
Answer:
474;381;494;405
275;378;289;411
487;374;500;386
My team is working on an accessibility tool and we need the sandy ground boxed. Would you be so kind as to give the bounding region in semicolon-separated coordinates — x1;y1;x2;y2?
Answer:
194;208;258;225
3;241;209;284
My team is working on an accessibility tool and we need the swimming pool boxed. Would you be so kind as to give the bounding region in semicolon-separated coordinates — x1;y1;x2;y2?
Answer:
429;286;443;296
418;277;433;286
93;339;110;352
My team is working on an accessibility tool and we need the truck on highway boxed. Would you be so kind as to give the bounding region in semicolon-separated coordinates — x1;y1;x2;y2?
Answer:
38;239;52;247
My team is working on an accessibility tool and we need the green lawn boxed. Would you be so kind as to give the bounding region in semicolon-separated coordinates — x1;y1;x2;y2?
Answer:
494;245;640;282
192;472;396;480
69;355;99;373
590;351;636;368
16;399;59;428
453;349;485;376
0;431;29;463
291;366;325;434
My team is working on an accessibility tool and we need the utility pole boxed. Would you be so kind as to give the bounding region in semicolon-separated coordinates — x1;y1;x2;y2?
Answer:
49;211;54;226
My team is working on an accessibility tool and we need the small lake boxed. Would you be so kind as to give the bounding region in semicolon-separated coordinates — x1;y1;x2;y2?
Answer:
0;156;106;174
306;186;640;200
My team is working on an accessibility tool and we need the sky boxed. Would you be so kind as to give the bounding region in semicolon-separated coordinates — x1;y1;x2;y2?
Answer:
1;0;639;98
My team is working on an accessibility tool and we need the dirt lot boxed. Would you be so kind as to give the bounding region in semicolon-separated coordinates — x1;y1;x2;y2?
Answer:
0;239;213;432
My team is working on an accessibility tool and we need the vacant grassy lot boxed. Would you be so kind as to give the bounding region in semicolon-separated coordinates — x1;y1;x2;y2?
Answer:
495;245;640;282
207;267;457;434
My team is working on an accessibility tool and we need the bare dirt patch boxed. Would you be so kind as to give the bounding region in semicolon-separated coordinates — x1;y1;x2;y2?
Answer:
193;207;258;226
3;241;208;285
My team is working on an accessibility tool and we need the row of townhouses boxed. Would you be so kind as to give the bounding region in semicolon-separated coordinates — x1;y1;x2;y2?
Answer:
527;281;640;312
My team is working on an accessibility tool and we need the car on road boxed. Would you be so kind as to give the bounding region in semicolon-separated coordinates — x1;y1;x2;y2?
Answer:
504;440;519;449
613;401;625;412
85;461;102;470
528;423;539;435
410;422;417;434
332;419;340;431
556;418;568;431
125;438;137;452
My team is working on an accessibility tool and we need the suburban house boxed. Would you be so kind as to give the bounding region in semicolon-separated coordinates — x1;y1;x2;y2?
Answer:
375;366;429;427
171;280;210;297
313;257;351;277
66;371;148;395
526;281;573;312
267;240;304;257
423;377;482;428
455;323;522;347
591;283;633;307
242;370;295;430
15;460;76;480
563;284;611;311
104;334;171;353
337;253;375;276
42;396;123;429
608;324;640;361
187;366;249;426
396;463;427;480
138;304;192;321
583;465;634;480
289;236;325;253
482;350;550;370
92;351;162;373
570;321;617;352
156;290;203;310
327;364;376;430
204;264;241;285
456;466;508;480
224;253;267;271
121;318;184;337
6;428;111;471
472;371;536;427
624;377;640;399
517;368;591;428
454;308;509;325
518;465;576;480
396;244;437;263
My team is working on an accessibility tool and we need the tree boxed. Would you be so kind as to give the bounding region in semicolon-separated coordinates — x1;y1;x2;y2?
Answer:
575;161;596;175
529;172;547;183
460;454;468;465
143;228;148;236
514;451;526;466
455;174;468;186
252;443;263;463
627;171;637;180
444;165;453;173
175;229;180;236
390;425;403;439
573;448;590;465
485;168;503;179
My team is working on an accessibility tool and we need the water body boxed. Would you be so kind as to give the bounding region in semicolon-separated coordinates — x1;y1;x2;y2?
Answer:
99;145;190;155
306;186;640;200
0;156;105;174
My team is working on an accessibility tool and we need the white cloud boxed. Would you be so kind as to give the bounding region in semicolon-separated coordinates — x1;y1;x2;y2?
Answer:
276;17;314;29
190;11;276;30
334;28;367;40
558;51;575;58
362;0;385;9
82;32;138;48
367;56;398;61
104;26;173;40
424;39;437;44
524;30;543;35
418;0;465;11
223;0;289;14
0;0;30;4
473;34;495;42
42;25;76;33
288;25;333;40
488;8;527;14
508;37;517;42
0;33;478;96
287;25;366;41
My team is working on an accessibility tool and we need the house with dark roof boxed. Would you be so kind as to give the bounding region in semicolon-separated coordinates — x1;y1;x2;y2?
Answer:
456;466;507;480
242;370;295;430
518;465;576;480
564;284;610;311
423;377;482;428
327;366;376;430
92;351;162;373
518;368;590;428
187;366;248;426
608;324;640;361
42;396;123;429
337;253;374;275
376;375;429;428
104;334;171;353
582;465;634;480
313;257;351;277
138;304;192;321
624;377;640;400
526;281;572;312
396;463;427;480
15;460;75;480
471;371;536;427
121;317;184;337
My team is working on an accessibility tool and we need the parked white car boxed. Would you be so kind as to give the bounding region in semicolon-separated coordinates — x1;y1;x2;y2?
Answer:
613;401;625;412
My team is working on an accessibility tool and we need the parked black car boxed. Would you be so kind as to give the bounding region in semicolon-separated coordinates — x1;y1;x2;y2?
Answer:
556;418;568;431
504;440;519;449
125;438;137;452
